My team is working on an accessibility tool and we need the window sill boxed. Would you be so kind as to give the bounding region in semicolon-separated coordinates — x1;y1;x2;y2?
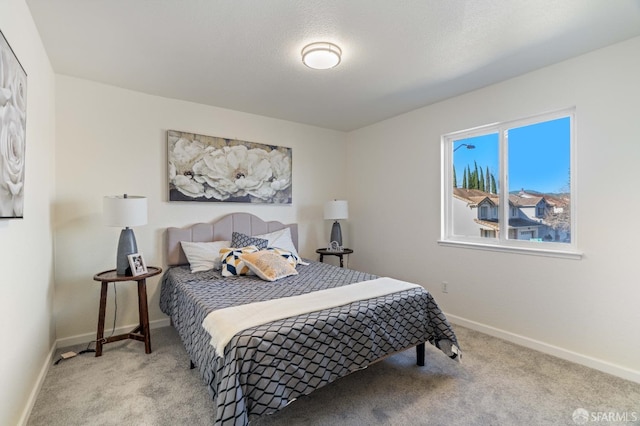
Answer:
437;240;583;260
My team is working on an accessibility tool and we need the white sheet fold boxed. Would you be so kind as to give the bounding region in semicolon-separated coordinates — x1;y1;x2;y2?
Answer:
202;277;421;355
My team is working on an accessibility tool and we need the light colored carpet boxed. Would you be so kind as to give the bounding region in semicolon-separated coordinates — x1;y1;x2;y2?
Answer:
28;325;639;425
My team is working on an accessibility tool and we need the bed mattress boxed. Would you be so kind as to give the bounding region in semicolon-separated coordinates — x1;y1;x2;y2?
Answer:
160;260;459;425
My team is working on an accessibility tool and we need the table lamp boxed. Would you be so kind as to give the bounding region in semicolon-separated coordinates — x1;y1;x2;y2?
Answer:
324;200;348;247
103;194;147;275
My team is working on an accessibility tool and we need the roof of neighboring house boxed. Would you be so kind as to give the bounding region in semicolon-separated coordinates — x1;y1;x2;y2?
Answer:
474;218;500;230
453;188;498;207
474;217;543;230
515;189;574;208
509;195;545;207
543;193;570;208
454;187;565;209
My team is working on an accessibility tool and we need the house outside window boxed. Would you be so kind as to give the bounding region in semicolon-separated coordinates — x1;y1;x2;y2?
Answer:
441;108;579;258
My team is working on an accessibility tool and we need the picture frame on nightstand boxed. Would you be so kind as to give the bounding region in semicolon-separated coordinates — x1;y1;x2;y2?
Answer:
128;253;148;276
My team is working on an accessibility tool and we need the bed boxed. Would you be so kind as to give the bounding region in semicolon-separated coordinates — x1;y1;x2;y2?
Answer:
160;213;460;425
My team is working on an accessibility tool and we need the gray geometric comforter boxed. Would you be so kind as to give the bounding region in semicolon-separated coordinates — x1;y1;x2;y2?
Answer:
160;261;460;426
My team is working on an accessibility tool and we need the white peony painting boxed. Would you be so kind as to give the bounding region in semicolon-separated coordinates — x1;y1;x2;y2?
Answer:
168;130;292;204
0;30;27;219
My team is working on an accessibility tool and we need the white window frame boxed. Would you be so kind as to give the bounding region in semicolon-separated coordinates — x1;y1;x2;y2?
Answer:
440;108;581;259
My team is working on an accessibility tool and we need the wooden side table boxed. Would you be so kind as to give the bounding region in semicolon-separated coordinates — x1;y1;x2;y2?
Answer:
316;248;353;268
92;266;162;356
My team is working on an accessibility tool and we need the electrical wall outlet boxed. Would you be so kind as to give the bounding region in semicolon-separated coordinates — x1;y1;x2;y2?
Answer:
441;281;448;293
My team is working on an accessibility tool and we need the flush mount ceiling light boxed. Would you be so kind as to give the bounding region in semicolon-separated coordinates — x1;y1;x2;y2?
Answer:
301;42;342;70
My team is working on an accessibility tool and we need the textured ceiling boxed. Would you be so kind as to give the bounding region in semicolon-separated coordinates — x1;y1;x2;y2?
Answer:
26;0;640;131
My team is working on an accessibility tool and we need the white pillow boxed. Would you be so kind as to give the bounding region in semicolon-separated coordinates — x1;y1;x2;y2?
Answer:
255;227;300;262
180;240;230;273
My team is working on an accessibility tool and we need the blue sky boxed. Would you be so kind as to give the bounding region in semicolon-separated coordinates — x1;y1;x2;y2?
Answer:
453;117;570;194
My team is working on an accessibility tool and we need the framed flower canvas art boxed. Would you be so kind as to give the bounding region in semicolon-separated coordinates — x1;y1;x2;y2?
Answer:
0;29;27;219
168;130;292;204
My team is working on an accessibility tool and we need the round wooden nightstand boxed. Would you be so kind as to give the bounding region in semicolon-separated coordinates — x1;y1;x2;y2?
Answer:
315;248;353;268
92;266;162;356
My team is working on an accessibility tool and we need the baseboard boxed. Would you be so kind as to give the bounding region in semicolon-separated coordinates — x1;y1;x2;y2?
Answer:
19;318;172;425
17;341;58;426
446;313;640;384
55;318;171;348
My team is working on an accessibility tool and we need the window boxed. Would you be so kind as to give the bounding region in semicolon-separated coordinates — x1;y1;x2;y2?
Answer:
481;229;496;238
441;108;579;258
480;205;489;219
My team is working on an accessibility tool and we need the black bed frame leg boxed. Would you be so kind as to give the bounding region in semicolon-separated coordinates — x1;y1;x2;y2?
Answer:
416;343;425;366
190;360;196;370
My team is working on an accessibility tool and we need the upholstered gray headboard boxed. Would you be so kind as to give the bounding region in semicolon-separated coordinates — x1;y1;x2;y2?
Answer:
166;213;299;266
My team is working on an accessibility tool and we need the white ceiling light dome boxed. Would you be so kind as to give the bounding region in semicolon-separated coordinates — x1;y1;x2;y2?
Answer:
301;42;342;70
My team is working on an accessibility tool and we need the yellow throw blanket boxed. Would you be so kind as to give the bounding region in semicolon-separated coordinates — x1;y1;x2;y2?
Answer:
202;277;421;355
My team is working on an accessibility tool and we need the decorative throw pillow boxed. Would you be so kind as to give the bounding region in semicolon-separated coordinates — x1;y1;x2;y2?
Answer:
180;240;231;273
265;247;300;267
255;227;301;263
220;246;259;277
240;251;299;282
231;232;269;250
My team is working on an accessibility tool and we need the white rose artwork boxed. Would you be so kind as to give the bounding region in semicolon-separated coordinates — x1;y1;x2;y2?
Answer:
0;30;27;218
168;130;292;204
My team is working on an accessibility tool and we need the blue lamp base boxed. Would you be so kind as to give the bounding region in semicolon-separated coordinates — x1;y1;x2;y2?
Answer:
116;227;138;275
330;220;342;247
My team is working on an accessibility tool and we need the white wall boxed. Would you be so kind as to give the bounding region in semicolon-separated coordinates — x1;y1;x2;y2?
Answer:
346;36;640;381
0;0;56;424
54;75;347;340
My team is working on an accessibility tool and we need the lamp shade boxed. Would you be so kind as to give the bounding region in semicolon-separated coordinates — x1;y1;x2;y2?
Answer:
104;194;147;275
103;195;147;228
324;200;349;220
